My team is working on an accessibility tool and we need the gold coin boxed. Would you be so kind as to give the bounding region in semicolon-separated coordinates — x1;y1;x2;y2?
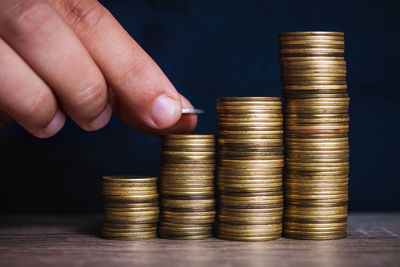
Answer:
159;222;212;232
218;113;284;119
219;180;282;187
162;213;215;220
217;233;281;241
285;136;348;142
101;230;157;241
162;150;215;156
285;118;349;124
280;59;346;65
218;121;283;127
162;154;215;159
220;194;283;203
162;147;216;153
218;137;283;143
283;232;346;240
102;222;157;230
278;35;344;41
282;74;346;80
101;183;156;190
218;135;283;141
104;214;159;224
103;193;159;201
280;54;345;60
279;43;344;49
161;218;215;224
218;223;282;233
282;81;347;87
284;129;349;135
218;215;282;225
285;154;349;160
279;31;344;36
282;78;347;84
161;191;214;197
218;119;283;124
217;110;282;114
285;194;348;201
102;190;158;197
162;159;216;164
280;48;344;54
279;44;344;50
217;97;281;101
282;84;347;90
102;175;157;184
162;134;215;140
219;159;284;167
286;98;350;104
282;73;347;79
217;106;282;112
162;199;215;208
105;209;160;217
218;180;282;187
159;233;212;240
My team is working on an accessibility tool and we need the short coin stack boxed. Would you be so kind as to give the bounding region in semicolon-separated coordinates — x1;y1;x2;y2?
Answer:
101;175;159;240
159;134;216;240
216;97;284;241
278;31;349;240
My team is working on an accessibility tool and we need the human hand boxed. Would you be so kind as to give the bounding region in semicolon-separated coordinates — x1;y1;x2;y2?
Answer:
0;0;197;138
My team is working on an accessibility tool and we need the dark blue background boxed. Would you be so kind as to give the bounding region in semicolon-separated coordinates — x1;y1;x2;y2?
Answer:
1;0;399;213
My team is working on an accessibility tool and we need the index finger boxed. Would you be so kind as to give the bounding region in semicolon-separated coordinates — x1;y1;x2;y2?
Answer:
52;0;197;134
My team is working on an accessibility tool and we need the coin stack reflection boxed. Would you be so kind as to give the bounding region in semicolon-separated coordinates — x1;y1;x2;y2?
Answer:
159;135;216;240
216;97;284;241
101;176;159;240
279;31;349;240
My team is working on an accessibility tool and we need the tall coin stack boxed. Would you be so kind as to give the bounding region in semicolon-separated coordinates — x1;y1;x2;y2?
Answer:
278;31;349;240
160;135;216;240
101;175;159;240
216;97;284;241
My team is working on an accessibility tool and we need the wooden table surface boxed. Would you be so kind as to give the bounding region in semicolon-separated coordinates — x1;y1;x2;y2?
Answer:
0;213;399;267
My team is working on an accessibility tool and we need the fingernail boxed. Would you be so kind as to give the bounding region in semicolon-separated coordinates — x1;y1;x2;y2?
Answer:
150;95;180;128
87;104;112;131
42;110;66;137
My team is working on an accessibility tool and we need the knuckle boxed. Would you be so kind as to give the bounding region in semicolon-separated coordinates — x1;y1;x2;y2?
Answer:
24;89;52;126
7;0;54;35
73;82;107;117
115;62;146;88
66;1;106;30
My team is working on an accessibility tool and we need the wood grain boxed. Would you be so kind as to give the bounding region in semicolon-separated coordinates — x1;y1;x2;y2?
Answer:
0;213;399;267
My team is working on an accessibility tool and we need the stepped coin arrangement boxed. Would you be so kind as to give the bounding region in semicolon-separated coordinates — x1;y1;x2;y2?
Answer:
216;97;284;241
101;175;159;240
159;134;216;240
279;31;349;240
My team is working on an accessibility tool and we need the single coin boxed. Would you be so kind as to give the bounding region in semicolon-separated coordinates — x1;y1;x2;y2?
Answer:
217;110;283;114
217;233;281;241
217;97;281;101
218;223;282;233
282;84;347;90
279;31;344;36
102;222;157;230
102;175;157;184
159;233;212;240
218;113;284;119
101;230;157;241
278;35;344;41
182;108;204;115
104;214;159;224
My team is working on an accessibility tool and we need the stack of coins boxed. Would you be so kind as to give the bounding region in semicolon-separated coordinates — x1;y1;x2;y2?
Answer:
101;175;159;240
216;97;284;241
278;31;349;240
159;134;216;240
